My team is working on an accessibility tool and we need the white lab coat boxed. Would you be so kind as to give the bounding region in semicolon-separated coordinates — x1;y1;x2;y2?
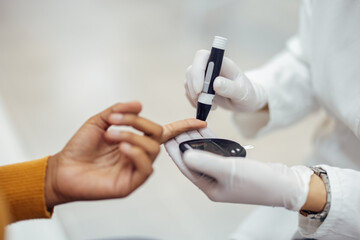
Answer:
231;1;360;239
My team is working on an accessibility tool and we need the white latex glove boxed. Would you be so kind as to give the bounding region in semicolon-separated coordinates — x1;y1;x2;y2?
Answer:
166;133;313;211
165;127;216;183
185;50;267;112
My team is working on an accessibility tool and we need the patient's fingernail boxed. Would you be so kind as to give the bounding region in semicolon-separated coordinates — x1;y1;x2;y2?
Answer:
120;142;132;152
108;129;121;137
111;113;123;122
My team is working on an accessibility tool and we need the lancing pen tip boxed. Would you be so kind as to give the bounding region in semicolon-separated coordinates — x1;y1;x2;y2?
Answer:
196;102;211;121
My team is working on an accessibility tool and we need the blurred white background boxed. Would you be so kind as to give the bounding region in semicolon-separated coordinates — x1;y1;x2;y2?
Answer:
0;0;323;239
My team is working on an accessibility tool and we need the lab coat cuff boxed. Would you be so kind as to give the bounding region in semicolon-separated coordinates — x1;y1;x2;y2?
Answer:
231;68;272;138
232;111;270;138
233;50;317;138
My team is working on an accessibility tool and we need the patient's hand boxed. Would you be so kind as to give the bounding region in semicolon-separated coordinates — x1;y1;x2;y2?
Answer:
45;101;207;209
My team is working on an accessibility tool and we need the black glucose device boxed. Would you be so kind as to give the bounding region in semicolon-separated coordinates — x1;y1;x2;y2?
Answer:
179;138;246;157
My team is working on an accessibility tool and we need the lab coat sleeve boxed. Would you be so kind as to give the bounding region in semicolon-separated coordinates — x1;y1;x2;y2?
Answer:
298;165;360;239
233;0;319;138
233;36;319;138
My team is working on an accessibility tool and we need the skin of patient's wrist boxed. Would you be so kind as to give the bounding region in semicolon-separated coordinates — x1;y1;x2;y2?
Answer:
45;154;61;209
300;174;327;214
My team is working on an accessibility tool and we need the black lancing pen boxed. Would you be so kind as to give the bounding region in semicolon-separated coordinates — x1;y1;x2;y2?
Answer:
196;36;227;121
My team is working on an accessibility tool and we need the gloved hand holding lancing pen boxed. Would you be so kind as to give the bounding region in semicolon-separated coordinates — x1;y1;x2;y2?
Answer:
185;49;268;113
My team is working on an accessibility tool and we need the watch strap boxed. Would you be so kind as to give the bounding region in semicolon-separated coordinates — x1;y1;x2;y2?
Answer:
300;166;331;222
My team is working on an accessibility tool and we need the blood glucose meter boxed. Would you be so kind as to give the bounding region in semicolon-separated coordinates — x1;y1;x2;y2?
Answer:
179;138;246;157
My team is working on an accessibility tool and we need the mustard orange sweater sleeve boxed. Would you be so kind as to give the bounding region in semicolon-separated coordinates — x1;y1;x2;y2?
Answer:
0;157;52;227
0;192;10;240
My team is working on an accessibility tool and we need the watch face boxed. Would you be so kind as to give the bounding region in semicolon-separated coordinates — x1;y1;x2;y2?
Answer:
179;138;246;157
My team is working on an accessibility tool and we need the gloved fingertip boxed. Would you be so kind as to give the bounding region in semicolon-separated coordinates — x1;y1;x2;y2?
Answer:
183;150;201;166
183;150;195;161
183;150;211;165
213;77;238;99
196;49;210;58
213;77;226;92
194;82;203;94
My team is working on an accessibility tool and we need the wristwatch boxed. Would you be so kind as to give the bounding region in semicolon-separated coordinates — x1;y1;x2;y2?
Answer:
300;166;331;222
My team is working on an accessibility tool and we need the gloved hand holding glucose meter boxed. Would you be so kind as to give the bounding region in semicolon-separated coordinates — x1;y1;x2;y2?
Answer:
165;128;313;212
164;127;247;184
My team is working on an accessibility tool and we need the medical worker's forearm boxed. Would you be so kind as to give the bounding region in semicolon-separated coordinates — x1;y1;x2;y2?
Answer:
300;174;327;214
